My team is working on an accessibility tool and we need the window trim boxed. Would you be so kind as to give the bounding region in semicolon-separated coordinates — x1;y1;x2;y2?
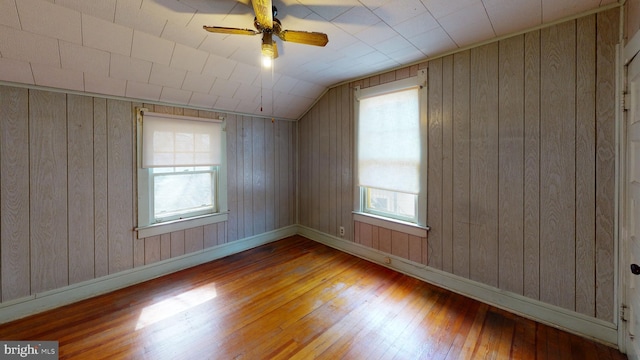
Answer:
353;212;429;238
135;108;228;239
354;70;428;228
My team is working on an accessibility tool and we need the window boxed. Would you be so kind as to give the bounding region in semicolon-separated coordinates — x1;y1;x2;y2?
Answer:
150;166;217;222
356;73;427;226
136;110;227;238
363;187;417;222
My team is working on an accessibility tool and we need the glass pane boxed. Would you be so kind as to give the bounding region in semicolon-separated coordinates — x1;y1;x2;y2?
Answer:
366;188;416;220
154;172;213;218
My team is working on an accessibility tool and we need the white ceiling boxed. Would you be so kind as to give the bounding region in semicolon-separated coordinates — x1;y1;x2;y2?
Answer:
0;0;618;120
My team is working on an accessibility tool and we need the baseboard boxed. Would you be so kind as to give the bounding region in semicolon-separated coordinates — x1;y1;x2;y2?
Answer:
0;225;297;324
297;225;619;347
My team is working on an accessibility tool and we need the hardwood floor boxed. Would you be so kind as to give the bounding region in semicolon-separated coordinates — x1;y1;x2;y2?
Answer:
0;236;627;359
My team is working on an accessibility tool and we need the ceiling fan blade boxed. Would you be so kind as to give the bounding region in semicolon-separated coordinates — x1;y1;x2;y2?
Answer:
203;26;259;36
252;0;273;29
277;30;328;47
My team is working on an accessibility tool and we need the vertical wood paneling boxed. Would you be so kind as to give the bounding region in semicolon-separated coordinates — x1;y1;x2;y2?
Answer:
340;84;353;240
318;95;330;234
428;58;444;270
452;51;471;278
203;223;216;248
29;90;68;293
67;94;95;284
171;230;185;257
498;35;525;295
595;9;618;322
217;223;226;245
93;98;109;278
311;105;320;230
144;236;161;265
333;87;342;238
284;121;291;227
371;225;379;250
442;55;454;273
288;121;296;226
265;119;275;232
185;227;204;254
134;239;145;268
575;15;597;317
0;87;30;301
298;113;309;227
359;222;372;248
252;118;266;235
235;115;245;240
408;235;422;263
107;99;134;274
540;20;576;310
523;31;541;300
329;88;338;237
391;231;409;259
469;43;500;288
277;121;290;228
160;233;171;260
226;114;238;242
242;116;253;238
379;228;392;254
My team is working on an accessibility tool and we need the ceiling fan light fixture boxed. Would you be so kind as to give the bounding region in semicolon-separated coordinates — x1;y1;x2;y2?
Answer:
261;32;277;67
262;55;273;68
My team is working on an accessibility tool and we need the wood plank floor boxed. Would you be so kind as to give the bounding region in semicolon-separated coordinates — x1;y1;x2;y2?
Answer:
0;235;627;359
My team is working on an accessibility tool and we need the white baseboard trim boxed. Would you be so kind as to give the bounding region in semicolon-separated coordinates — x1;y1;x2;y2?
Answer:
297;225;619;347
0;225;297;324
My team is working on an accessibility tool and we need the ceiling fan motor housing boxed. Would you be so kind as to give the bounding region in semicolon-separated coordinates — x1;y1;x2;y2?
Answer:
254;6;279;33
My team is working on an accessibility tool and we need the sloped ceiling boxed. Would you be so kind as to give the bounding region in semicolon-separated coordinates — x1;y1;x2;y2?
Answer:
0;0;618;120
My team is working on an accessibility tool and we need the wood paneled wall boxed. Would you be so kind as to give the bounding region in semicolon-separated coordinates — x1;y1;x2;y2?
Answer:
0;88;296;304
298;84;355;239
0;88;135;300
354;221;428;264
224;113;297;241
297;9;619;322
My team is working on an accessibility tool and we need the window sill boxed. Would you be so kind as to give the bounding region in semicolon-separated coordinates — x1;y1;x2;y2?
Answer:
353;212;429;237
136;212;228;239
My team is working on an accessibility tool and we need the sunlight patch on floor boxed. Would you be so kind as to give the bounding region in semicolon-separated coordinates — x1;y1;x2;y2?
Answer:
135;284;218;330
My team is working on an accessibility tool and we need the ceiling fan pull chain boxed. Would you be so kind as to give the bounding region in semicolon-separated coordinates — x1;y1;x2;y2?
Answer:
271;64;275;123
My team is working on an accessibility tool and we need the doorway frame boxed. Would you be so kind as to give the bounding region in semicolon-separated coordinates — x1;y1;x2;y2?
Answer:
619;21;640;354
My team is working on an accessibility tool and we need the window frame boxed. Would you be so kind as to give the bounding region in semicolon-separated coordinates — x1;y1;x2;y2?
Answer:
135;109;228;239
354;71;428;229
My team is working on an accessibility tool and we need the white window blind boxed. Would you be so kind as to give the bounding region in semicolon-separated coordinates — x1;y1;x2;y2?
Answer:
142;112;222;168
357;87;420;194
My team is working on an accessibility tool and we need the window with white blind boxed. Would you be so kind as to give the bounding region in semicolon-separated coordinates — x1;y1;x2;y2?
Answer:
355;74;427;226
136;110;228;238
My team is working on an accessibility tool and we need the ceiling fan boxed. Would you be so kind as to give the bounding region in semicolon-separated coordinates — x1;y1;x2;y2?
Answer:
202;0;329;61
